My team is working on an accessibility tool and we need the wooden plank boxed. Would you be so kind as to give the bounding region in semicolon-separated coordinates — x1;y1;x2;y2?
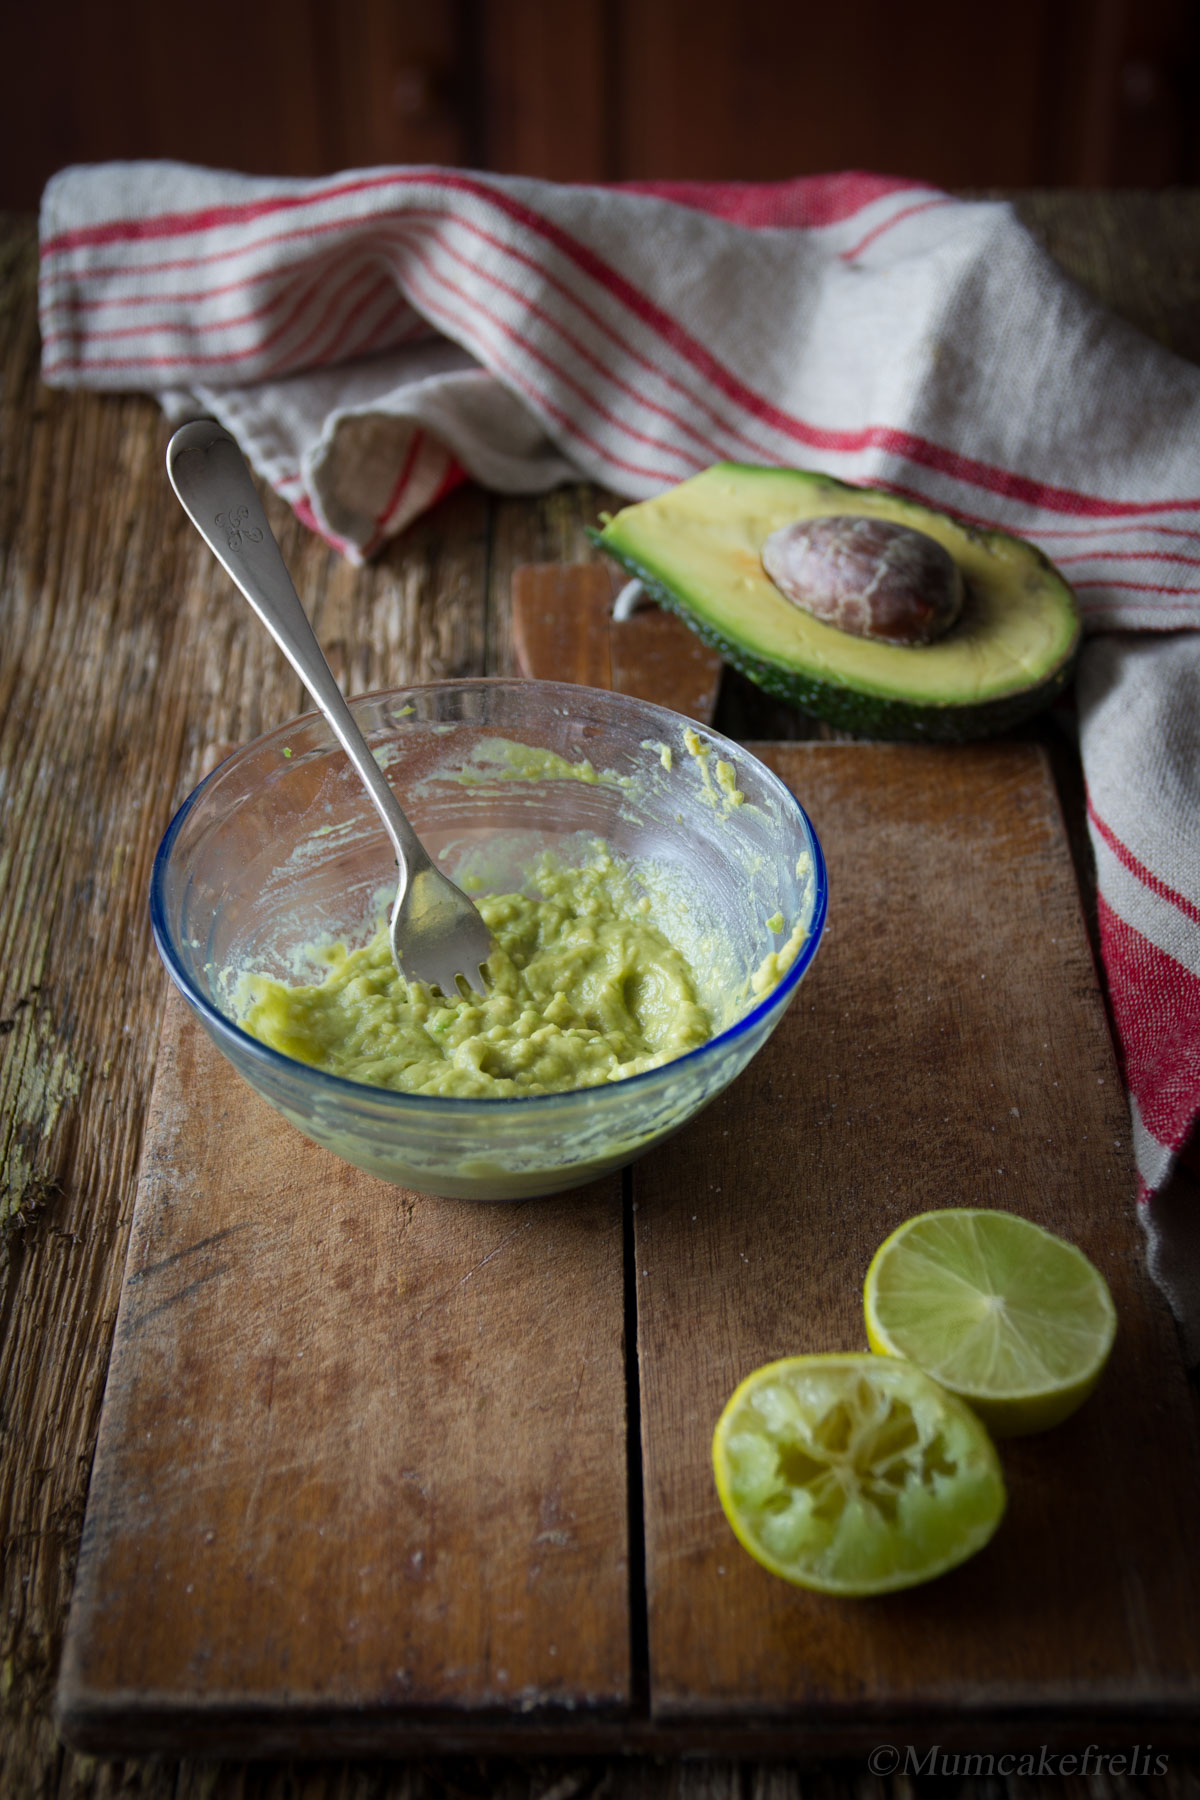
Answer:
477;0;611;182
512;562;723;722
56;993;630;1755
323;1;467;172
486;489;627;676
512;562;615;691
608;611;724;724
635;741;1200;1733
610;0;1196;190
2;1;333;208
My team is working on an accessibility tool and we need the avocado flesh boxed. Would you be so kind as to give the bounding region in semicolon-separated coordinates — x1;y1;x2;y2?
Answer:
595;465;1081;742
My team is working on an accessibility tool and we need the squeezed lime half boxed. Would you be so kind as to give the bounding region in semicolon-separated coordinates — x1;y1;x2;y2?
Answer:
712;1352;1006;1595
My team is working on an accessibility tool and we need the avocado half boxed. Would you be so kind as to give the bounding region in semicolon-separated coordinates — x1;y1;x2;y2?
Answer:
594;465;1081;742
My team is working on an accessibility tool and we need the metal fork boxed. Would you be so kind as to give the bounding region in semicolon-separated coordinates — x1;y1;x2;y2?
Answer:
166;420;493;997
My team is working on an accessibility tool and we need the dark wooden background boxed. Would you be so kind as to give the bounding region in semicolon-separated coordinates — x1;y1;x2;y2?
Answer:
3;0;1199;208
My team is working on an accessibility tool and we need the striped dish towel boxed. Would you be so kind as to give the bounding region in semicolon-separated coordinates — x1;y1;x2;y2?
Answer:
38;163;1200;1349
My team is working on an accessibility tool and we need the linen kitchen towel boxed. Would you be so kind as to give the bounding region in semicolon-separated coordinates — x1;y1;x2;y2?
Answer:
38;163;1200;1349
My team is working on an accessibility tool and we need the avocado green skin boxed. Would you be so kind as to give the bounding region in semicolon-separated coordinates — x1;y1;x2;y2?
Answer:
591;525;1080;745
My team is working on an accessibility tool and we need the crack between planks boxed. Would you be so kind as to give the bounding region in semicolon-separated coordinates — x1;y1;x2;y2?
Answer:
621;1164;650;1719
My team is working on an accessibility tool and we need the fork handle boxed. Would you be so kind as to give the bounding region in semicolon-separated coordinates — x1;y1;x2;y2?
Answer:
166;420;429;882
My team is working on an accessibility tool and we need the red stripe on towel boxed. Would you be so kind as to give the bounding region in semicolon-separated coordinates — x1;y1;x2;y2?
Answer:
1096;894;1200;1161
42;169;1200;519
1088;799;1200;929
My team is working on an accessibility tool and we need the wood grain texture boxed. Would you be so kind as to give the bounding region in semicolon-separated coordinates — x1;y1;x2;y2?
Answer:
51;742;1200;1758
511;564;723;722
486;490;627;680
478;0;611;183
4;196;1200;1793
57;996;629;1755
619;3;1052;187
6;2;1197;206
607;612;723;725
512;564;617;692
634;744;1200;1732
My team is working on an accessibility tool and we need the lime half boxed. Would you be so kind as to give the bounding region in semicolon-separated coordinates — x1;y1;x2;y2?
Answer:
712;1353;1005;1595
864;1209;1117;1437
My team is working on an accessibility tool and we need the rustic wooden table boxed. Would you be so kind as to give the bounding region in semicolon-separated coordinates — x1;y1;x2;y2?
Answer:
3;194;1200;1798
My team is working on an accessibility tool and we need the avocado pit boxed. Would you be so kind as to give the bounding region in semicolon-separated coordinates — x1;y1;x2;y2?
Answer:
762;514;965;646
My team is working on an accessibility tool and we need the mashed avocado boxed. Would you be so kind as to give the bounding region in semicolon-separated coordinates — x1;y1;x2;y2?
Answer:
239;849;713;1098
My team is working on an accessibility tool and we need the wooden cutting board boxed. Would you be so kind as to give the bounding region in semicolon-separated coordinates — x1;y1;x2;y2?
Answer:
57;572;1200;1758
511;560;724;721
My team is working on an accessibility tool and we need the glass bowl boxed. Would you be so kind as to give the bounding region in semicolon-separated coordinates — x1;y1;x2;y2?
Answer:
151;680;828;1200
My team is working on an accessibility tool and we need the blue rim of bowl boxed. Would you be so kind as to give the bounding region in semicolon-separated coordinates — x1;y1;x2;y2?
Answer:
149;688;829;1113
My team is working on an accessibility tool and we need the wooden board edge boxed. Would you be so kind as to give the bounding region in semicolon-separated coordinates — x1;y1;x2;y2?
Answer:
54;1694;1200;1761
